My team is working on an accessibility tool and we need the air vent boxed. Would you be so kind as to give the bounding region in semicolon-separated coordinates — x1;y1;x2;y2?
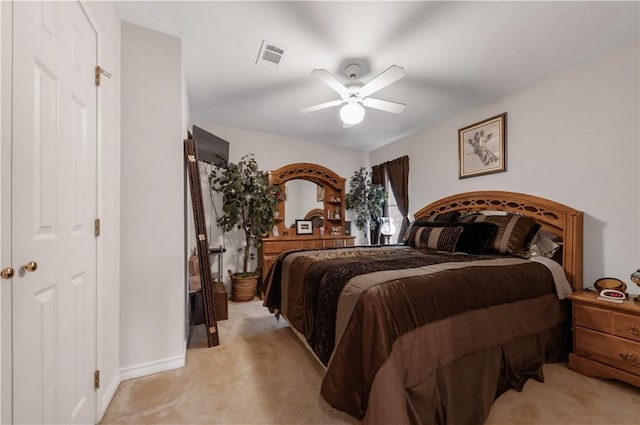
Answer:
256;40;286;67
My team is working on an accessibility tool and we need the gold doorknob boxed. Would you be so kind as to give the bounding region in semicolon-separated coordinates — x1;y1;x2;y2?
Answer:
1;267;14;280
23;261;37;272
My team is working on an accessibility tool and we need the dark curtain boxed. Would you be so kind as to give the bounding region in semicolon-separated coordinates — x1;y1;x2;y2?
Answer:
385;155;410;243
370;164;387;245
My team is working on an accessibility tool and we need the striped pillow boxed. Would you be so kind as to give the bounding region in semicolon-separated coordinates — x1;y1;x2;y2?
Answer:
459;213;540;255
407;226;464;252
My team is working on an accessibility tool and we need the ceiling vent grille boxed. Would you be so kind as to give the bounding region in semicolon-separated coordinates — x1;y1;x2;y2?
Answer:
256;40;286;67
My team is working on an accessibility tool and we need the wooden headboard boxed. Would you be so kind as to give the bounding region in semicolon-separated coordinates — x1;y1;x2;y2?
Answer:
413;191;584;291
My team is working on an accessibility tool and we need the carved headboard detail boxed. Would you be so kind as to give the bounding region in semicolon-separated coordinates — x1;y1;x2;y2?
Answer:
413;191;584;290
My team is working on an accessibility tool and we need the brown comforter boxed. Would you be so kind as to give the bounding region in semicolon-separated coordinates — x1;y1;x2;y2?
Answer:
263;245;569;425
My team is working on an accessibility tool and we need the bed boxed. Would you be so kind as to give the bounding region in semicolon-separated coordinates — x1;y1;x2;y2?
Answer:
263;191;583;425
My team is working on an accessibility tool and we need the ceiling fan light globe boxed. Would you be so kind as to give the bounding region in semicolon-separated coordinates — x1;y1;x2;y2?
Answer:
340;103;365;125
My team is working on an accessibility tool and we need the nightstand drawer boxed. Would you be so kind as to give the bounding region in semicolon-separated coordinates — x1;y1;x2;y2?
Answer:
574;303;612;333
614;311;640;343
575;327;640;376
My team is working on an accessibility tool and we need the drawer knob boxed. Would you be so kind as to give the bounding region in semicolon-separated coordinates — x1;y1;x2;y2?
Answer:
619;353;640;367
629;325;640;336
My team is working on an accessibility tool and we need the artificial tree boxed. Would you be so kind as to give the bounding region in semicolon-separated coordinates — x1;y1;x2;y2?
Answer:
208;153;280;278
345;167;387;245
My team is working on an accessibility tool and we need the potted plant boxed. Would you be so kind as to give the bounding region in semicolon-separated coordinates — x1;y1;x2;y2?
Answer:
208;153;280;301
345;167;387;245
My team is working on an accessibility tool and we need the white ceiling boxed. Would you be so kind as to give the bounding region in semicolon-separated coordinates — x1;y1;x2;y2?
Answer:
115;1;639;151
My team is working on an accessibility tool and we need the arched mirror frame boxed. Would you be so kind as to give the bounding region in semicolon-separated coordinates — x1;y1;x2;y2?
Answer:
268;163;346;237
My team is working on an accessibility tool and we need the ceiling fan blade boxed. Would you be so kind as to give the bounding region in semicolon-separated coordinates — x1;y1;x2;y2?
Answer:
359;65;405;98
311;69;349;98
300;99;344;114
363;97;406;114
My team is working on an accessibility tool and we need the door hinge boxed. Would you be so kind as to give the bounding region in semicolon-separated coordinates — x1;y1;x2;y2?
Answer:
95;66;112;86
95;218;101;237
94;370;100;389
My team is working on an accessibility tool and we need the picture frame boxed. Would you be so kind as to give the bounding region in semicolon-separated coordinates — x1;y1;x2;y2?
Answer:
295;219;313;235
458;113;506;179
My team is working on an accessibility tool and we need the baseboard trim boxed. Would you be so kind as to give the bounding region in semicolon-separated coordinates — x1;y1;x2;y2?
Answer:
119;354;186;382
97;371;121;421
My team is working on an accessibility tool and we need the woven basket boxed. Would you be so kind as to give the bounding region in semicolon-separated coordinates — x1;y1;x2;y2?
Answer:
232;274;258;302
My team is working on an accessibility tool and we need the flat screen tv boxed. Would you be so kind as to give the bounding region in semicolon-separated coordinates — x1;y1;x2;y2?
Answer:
192;125;229;167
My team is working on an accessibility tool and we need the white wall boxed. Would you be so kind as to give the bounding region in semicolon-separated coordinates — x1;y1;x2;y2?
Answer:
370;39;640;293
82;1;122;419
120;22;186;378
190;122;368;292
181;41;191;347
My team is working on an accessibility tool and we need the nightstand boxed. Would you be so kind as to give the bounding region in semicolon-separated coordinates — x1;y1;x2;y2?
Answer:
567;290;640;387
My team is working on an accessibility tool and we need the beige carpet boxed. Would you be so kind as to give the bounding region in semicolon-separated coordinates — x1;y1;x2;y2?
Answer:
101;299;639;425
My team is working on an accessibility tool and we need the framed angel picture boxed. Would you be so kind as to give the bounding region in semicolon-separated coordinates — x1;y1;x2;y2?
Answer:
458;113;506;179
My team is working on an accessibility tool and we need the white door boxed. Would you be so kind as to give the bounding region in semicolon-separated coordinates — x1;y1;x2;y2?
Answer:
11;1;97;423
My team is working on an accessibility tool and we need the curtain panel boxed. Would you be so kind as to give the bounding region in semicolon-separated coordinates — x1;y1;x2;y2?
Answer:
377;155;409;243
370;164;387;245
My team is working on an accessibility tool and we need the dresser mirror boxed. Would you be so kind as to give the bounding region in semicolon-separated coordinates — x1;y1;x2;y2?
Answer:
268;162;347;237
284;179;323;228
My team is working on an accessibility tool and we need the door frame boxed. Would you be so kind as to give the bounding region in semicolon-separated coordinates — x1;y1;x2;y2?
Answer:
78;0;109;419
0;1;12;423
0;1;105;422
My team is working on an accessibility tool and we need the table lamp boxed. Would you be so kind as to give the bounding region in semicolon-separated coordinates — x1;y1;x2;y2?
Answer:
380;217;396;245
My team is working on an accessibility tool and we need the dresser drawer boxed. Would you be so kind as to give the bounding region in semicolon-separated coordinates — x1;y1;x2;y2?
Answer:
263;241;292;254
614;311;640;343
575;327;640;376
574;303;612;333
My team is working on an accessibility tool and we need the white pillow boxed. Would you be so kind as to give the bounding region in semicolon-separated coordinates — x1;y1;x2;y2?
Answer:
529;231;560;258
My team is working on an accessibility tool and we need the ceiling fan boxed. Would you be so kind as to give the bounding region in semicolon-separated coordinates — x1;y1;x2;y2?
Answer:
300;63;406;127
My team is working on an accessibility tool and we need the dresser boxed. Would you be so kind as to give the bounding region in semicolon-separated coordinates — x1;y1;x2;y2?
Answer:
259;235;356;283
568;290;640;387
261;162;357;287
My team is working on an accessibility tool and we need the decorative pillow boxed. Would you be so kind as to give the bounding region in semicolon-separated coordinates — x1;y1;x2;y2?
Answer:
458;213;540;255
529;230;561;258
403;216;445;244
409;221;499;254
402;218;429;244
454;222;500;254
406;225;463;252
427;211;461;223
402;222;416;244
478;210;509;216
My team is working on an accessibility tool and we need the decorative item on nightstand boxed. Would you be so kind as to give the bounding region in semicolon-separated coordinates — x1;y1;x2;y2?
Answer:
594;277;627;303
594;277;627;292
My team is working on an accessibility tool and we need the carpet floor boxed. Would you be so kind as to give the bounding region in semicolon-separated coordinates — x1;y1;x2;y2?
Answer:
101;299;639;424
